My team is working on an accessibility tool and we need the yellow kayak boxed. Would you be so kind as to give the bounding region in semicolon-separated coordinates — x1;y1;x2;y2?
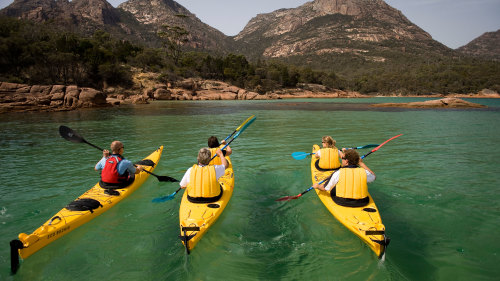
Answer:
311;144;389;258
10;146;163;269
178;155;234;254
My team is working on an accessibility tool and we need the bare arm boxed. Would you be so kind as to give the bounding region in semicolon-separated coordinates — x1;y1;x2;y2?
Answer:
216;149;229;169
220;140;232;156
359;159;375;177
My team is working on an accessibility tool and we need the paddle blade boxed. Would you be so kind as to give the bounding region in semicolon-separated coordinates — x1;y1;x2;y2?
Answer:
152;195;175;203
275;194;302;201
291;152;310;160
275;196;293;202
156;175;179;182
236;115;255;131
135;159;155;167
152;188;181;202
59;125;85;143
355;144;379;149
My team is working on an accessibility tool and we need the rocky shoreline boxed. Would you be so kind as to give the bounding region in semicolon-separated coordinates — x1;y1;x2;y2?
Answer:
371;97;488;108
1;78;498;114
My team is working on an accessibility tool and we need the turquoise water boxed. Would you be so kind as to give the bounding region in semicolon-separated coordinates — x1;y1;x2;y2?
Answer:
1;98;500;280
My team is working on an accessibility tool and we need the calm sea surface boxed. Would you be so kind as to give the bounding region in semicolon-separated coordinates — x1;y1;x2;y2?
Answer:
1;98;499;280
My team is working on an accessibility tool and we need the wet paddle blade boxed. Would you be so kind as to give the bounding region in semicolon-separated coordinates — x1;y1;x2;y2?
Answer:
59;125;104;151
355;144;379;149
291;152;310;160
152;187;181;203
156;175;179;182
59;125;85;143
275;194;301;201
135;159;156;167
152;194;175;203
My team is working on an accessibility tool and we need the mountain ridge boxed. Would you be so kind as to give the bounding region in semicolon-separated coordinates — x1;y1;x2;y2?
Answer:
1;0;498;63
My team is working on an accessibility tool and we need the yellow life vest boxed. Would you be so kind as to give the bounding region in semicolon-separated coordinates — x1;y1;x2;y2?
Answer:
209;146;224;165
187;164;220;198
335;167;368;199
318;148;341;169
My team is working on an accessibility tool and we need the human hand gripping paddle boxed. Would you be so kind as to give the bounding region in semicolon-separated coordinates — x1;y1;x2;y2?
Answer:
291;144;379;160
276;134;403;201
58;125;178;182
152;116;257;203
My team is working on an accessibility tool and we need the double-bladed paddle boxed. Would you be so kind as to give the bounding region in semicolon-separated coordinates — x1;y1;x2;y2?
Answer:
291;144;380;160
59;125;178;182
277;134;403;201
152;116;257;203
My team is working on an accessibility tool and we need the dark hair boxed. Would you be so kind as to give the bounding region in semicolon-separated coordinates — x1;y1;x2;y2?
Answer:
208;136;220;148
343;149;360;166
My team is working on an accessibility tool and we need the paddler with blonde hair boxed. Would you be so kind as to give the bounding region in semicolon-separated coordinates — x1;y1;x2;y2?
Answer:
314;135;344;170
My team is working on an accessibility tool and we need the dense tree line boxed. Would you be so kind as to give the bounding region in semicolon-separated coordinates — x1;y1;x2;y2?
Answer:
1;16;499;95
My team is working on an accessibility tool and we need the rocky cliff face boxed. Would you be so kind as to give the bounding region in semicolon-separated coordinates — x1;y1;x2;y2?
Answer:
457;29;500;61
233;0;449;61
118;0;231;51
0;0;159;45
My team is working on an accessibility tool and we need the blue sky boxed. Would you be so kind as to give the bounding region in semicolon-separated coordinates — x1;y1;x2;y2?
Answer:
1;0;499;49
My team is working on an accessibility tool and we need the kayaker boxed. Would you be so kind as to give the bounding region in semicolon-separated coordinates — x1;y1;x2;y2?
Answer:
179;147;229;203
208;136;232;165
313;149;375;207
95;140;144;190
314;136;344;170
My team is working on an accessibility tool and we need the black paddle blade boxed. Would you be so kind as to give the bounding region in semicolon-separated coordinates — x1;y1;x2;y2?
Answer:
135;159;156;167
59;125;85;143
157;175;179;182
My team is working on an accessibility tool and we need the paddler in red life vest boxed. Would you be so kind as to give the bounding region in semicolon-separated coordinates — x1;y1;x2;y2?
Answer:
179;147;229;203
314;136;344;170
207;136;232;166
95;141;144;189
313;149;376;207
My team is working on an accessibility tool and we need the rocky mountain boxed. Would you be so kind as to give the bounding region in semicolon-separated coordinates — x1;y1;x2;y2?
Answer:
118;0;231;51
0;0;231;50
0;0;159;44
1;0;477;69
457;29;500;61
232;0;452;69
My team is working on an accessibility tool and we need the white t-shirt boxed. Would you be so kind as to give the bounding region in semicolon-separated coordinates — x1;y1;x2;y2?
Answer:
179;164;226;187
324;169;376;191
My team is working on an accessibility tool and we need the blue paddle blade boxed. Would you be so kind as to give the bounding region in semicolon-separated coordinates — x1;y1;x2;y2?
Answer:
152;194;175;203
355;144;379;149
291;152;312;160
